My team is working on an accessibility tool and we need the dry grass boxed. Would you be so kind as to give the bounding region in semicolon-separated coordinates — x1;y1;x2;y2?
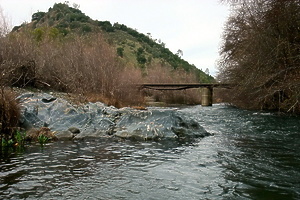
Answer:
0;88;20;141
26;127;56;141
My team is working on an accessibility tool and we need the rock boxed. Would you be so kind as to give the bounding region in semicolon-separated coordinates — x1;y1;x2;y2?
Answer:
114;108;209;140
55;131;74;140
18;92;210;141
18;92;117;135
73;130;110;139
68;127;80;134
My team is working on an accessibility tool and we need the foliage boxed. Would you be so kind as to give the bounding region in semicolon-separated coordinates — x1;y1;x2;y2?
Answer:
32;12;46;22
15;130;26;146
33;28;45;42
1;138;14;147
117;47;124;57
98;21;114;32
136;47;147;64
218;0;300;113
38;134;49;145
81;24;92;33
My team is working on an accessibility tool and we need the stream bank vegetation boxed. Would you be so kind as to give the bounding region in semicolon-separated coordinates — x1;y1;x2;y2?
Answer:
218;0;300;114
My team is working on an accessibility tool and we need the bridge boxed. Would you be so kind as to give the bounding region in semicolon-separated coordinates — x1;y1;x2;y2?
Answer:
139;83;233;106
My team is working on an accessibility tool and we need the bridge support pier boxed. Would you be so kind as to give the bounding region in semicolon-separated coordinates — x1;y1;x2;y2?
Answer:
201;87;213;106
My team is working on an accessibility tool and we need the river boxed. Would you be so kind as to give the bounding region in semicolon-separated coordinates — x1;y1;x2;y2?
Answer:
1;104;300;199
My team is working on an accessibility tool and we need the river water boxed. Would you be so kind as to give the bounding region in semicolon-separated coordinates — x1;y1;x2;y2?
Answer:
1;104;300;199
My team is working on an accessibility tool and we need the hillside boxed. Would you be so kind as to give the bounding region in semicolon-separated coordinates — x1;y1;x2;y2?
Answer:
13;2;214;83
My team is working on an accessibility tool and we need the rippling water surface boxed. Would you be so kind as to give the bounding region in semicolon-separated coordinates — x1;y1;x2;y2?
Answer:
1;104;300;199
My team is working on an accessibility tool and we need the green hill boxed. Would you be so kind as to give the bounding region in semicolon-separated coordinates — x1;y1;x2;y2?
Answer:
13;2;214;83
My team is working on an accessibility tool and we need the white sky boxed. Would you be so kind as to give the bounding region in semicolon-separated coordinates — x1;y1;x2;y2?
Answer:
0;0;229;76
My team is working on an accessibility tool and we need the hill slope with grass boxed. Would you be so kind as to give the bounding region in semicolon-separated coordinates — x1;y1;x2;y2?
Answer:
13;2;214;83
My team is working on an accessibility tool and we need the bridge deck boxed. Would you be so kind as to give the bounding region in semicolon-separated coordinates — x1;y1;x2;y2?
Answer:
140;83;233;90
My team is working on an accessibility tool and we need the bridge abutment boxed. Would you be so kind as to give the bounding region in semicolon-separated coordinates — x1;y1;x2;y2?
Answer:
201;87;213;106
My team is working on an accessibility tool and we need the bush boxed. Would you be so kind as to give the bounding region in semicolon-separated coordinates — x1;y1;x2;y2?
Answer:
81;24;92;33
117;47;124;57
32;11;46;22
0;88;20;143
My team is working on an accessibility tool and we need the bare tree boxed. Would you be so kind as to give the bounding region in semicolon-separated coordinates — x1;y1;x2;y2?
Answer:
218;0;300;113
0;6;10;37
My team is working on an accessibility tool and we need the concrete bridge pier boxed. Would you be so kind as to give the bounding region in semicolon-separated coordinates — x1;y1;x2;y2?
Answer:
201;87;213;106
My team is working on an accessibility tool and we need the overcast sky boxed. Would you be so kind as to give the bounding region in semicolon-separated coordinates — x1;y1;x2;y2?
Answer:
0;0;229;76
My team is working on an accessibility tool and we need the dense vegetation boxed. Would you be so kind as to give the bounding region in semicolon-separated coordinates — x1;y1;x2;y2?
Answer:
218;0;300;113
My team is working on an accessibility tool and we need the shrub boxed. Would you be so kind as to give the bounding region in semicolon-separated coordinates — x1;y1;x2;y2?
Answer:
26;127;56;142
117;47;124;57
0;88;20;143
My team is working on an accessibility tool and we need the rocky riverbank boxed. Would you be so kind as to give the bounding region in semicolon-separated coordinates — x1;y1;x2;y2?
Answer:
17;92;210;141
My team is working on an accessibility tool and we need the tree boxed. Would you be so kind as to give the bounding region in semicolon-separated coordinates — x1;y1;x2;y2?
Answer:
176;49;183;57
73;3;80;9
0;6;10;37
136;47;147;64
147;32;152;39
218;0;300;113
117;47;124;57
205;68;209;75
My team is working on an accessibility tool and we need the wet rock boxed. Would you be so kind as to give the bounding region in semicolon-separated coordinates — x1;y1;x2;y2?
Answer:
114;108;209;140
74;129;110;139
18;93;210;141
68;127;80;134
18;93;117;136
55;130;74;140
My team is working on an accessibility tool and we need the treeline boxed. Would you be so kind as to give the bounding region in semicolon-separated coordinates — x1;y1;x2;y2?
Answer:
218;0;300;113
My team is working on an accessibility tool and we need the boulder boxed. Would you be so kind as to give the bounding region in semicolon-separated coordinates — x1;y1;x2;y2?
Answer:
114;108;209;140
68;127;80;134
54;130;74;140
18;93;117;135
18;93;210;140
